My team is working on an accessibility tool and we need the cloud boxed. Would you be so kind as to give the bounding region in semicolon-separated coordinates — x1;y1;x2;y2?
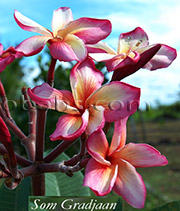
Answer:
105;1;180;49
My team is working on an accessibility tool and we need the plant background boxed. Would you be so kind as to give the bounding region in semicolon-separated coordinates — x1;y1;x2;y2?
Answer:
0;0;180;210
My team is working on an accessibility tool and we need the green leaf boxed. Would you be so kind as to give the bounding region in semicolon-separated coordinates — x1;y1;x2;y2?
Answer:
0;177;31;211
45;152;91;196
151;201;180;211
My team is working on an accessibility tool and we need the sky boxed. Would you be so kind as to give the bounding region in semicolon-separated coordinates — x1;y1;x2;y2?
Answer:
0;0;180;108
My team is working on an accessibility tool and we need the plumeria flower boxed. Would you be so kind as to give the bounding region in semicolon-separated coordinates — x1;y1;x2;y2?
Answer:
0;44;22;72
14;7;112;62
87;27;177;80
28;58;140;141
83;118;168;209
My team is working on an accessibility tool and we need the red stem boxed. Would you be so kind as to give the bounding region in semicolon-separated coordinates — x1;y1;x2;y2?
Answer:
47;57;57;87
0;144;32;167
64;133;86;166
44;139;77;163
21;87;36;161
31;107;47;196
0;104;26;140
0;78;11;119
35;108;47;161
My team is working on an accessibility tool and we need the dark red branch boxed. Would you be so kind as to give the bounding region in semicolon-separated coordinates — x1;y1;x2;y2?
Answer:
21;87;36;161
0;144;32;167
0;104;26;140
64;133;86;166
44;139;77;163
47;57;57;87
35;108;47;162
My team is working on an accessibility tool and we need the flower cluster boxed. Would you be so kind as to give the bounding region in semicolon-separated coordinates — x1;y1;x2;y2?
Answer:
0;7;177;209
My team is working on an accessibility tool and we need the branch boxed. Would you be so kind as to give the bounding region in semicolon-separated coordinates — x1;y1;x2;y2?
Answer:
47;57;57;87
44;139;77;163
0;78;12;119
21;87;36;161
0;144;32;167
0;171;9;178
0;104;26;140
0;162;11;176
40;157;90;176
35;107;47;162
64;133;87;166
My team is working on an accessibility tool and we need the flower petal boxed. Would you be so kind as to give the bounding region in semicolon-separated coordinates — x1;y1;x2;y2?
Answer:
50;110;89;141
28;83;79;115
0;43;3;55
49;34;87;62
89;53;117;62
58;18;112;44
113;159;146;209
0;60;8;72
114;143;168;167
14;10;52;36
70;58;104;109
105;51;140;72
86;106;105;135
87;129;110;165
108;117;128;156
83;159;118;196
142;44;177;70
15;36;50;56
87;41;117;55
0;56;15;73
111;44;161;81
86;81;140;122
118;27;149;54
52;7;73;37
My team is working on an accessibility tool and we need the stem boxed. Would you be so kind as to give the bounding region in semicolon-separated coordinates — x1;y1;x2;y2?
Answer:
31;57;56;195
0;162;11;176
0;171;9;178
0;104;26;140
0;144;32;167
47;57;57;87
44;139;77;163
35;108;47;161
21;88;36;161
31;174;45;196
64;133;86;166
40;158;90;175
22;87;36;135
0;78;11;119
31;107;47;196
21;135;36;161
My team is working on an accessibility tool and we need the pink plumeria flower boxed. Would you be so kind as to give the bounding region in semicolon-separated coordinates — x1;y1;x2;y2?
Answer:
83;118;168;209
14;7;111;62
28;58;140;141
87;27;177;80
0;43;22;73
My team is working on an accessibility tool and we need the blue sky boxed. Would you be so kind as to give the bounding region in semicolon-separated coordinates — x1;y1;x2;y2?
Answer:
0;0;180;107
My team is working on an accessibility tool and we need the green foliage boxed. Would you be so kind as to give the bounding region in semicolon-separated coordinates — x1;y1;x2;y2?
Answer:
0;177;31;211
1;58;26;99
151;201;180;211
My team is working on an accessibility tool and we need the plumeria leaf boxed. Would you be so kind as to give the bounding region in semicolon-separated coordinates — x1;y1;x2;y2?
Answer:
0;177;31;211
